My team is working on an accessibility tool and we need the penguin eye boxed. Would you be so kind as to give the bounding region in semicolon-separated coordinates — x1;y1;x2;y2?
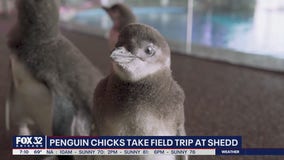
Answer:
145;45;156;56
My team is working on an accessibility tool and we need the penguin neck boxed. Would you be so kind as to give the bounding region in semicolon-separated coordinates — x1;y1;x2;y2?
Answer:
17;21;59;43
111;69;173;96
106;69;174;109
113;20;121;30
14;1;60;44
138;69;173;87
118;17;136;31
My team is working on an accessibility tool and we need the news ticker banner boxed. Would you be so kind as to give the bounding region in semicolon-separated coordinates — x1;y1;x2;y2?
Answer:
12;136;284;156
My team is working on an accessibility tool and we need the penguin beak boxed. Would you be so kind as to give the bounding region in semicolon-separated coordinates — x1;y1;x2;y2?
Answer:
102;6;111;15
110;47;136;63
102;6;115;20
102;6;109;12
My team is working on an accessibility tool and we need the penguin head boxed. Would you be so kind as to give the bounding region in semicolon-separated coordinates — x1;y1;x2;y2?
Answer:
102;3;136;31
16;0;59;33
110;23;171;82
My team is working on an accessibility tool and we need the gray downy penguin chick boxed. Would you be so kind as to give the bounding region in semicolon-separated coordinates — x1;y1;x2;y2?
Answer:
6;0;103;138
92;23;187;160
102;3;136;50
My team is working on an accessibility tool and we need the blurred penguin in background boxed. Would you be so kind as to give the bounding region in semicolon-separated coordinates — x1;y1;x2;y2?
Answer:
102;3;136;50
6;0;103;139
91;23;187;160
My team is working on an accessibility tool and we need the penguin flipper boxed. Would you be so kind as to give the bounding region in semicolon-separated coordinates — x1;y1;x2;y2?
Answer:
5;81;11;131
5;56;13;132
176;106;187;160
177;155;188;160
71;109;92;136
7;54;53;135
52;98;77;160
176;127;188;160
52;94;75;136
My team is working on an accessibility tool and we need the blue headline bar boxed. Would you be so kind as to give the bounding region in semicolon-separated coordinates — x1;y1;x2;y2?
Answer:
13;136;241;149
47;136;241;149
12;136;284;155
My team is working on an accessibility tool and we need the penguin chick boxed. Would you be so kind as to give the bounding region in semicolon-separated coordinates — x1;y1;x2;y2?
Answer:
6;0;103;137
92;23;187;160
102;3;136;50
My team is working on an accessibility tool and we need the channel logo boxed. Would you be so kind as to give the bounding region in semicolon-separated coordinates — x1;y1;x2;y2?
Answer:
13;136;46;149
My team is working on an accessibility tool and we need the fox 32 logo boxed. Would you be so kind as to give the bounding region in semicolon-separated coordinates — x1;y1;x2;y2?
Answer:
13;136;45;148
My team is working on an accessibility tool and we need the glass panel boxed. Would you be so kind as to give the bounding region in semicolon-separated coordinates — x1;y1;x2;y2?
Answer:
59;0;284;71
60;0;189;53
192;0;284;59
